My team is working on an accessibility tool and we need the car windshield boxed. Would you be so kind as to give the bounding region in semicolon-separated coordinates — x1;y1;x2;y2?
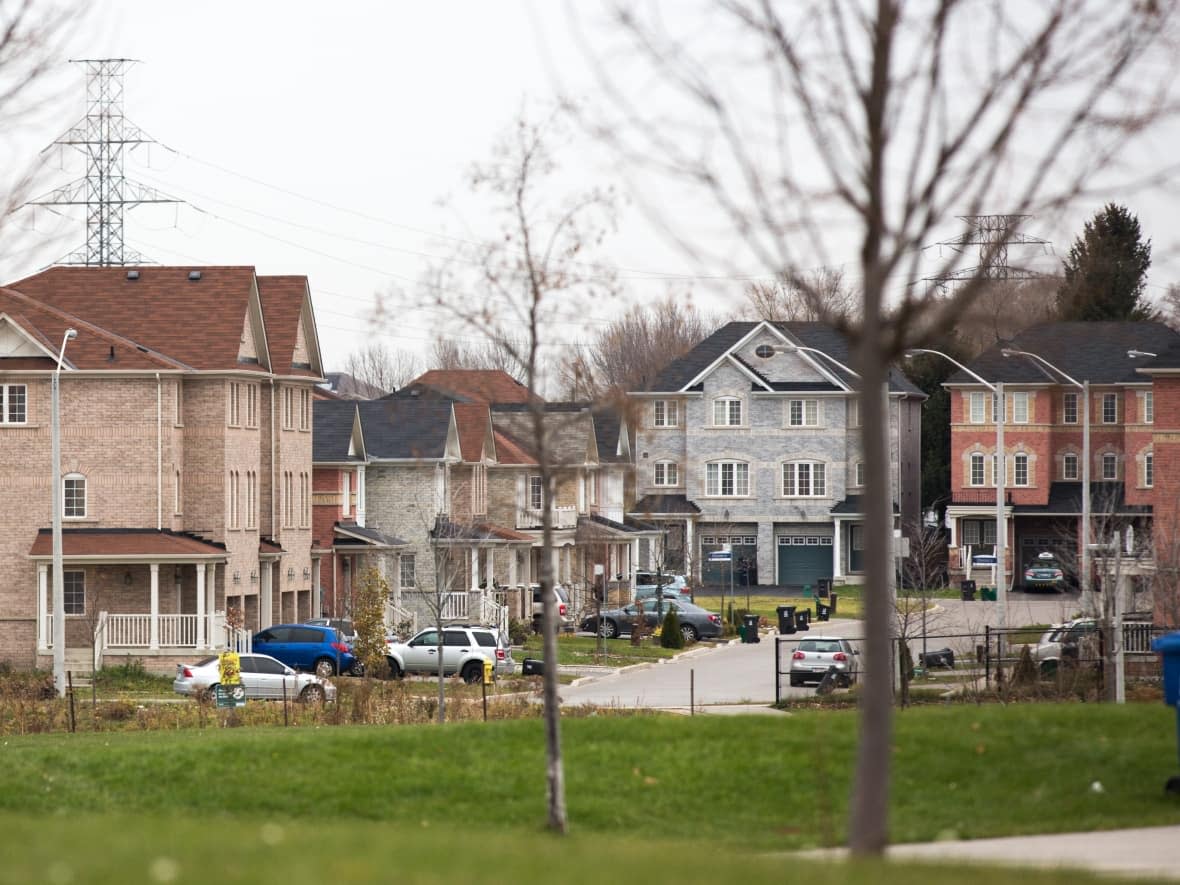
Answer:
799;640;843;653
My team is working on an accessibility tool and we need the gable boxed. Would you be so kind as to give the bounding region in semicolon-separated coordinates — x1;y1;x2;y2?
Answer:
237;310;260;363
0;314;55;360
292;317;310;367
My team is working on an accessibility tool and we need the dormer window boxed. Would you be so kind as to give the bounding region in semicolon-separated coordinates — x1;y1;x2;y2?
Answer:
712;396;743;426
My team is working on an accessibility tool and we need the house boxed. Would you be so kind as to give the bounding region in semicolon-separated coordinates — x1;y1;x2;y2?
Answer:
629;320;925;589
944;321;1180;604
0;266;324;671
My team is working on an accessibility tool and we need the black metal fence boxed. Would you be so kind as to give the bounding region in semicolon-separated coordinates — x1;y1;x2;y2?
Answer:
773;623;1170;704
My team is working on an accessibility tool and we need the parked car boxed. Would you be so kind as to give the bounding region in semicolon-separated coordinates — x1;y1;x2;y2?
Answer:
304;617;357;643
1033;617;1097;674
531;583;574;633
634;573;689;600
172;653;336;703
788;636;859;687
580;598;722;643
1023;551;1066;592
252;623;357;678
385;624;515;683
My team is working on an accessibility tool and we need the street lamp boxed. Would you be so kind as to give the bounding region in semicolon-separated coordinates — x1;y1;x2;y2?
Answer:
1000;349;1091;607
904;349;1007;634
52;328;77;698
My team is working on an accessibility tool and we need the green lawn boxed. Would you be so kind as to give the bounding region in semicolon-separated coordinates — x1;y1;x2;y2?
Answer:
3;704;1179;883
694;589;864;621
521;633;680;665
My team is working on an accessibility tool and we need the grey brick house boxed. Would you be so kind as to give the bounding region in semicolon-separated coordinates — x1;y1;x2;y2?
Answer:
629;320;924;589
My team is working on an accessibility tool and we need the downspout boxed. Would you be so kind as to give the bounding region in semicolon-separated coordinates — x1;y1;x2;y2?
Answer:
156;373;162;530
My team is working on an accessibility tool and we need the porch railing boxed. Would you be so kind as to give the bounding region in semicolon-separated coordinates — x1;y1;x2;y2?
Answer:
515;505;579;530
385;600;418;637
477;592;509;635
441;592;469;621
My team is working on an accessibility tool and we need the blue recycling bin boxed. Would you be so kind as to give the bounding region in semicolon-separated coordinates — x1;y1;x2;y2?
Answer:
1150;632;1180;794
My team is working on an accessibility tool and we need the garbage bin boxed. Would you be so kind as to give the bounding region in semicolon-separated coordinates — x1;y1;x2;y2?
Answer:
960;579;977;601
742;613;761;644
522;658;544;676
1151;632;1180;794
918;648;955;669
795;609;810;632
816;600;830;621
981;586;996;602
776;605;797;635
817;578;832;599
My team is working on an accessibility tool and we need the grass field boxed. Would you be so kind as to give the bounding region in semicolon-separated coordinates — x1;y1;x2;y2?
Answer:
4;703;1178;882
693;588;864;622
521;633;680;665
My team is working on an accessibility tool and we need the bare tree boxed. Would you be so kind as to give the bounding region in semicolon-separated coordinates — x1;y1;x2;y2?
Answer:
574;0;1179;854
953;278;1060;355
744;268;859;324
340;341;420;395
896;520;951;706
558;291;715;397
429;334;528;380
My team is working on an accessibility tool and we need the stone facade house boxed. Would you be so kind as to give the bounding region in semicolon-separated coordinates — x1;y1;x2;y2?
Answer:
630;320;924;589
0;266;323;672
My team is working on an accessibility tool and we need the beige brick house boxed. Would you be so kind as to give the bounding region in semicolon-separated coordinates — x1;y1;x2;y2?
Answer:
0;266;323;672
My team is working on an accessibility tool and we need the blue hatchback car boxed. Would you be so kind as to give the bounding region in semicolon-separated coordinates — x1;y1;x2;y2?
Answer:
252;623;357;678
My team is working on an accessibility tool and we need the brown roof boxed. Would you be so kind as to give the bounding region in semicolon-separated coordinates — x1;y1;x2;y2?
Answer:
258;275;318;378
409;369;533;404
475;522;534;542
3;266;266;372
452;402;490;462
29;529;226;558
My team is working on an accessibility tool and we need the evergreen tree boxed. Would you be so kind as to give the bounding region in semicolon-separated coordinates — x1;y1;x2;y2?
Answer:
1056;204;1154;321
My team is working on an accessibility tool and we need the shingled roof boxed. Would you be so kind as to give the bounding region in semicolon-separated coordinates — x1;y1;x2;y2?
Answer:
356;398;455;460
405;369;533;404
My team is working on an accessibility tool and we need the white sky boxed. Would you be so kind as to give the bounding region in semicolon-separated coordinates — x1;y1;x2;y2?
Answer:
4;1;1179;373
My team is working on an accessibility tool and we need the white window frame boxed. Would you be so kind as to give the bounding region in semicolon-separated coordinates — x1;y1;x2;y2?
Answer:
654;461;679;487
228;382;241;427
247;471;257;529
283;386;295;430
1063;392;1078;424
64;570;85;616
969;453;985;487
705;461;750;497
1011;392;1029;425
969;392;986;424
63;473;86;519
1102;453;1118;480
1063;452;1079;480
0;383;28;425
712;396;743;427
299;388;311;431
848;398;861;428
782;461;827;498
1013;453;1029;487
246;384;258;428
529;475;544;511
400;554;416;589
854;461;866;487
1102;393;1118;424
174;380;183;425
1144;391;1154;424
787;399;819;427
1145;452;1154;488
654;400;678;427
174;470;183;515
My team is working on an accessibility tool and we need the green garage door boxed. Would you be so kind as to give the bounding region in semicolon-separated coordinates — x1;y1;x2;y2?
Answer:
777;536;833;588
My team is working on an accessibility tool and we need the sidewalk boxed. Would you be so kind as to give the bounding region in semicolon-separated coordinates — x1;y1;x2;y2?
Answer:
802;825;1180;880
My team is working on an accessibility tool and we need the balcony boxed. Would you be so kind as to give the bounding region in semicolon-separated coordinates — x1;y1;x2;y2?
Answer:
516;506;579;530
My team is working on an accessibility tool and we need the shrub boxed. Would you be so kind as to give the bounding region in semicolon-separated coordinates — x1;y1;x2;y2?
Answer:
508;619;531;646
660;610;684;649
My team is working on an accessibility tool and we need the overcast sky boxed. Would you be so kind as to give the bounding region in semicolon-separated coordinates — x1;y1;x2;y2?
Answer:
5;1;1179;374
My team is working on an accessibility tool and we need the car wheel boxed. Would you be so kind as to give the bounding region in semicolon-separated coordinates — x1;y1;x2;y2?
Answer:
349;661;366;677
461;662;484;685
200;682;219;702
300;683;326;704
314;657;336;679
386;658;404;680
680;623;699;643
601;619;618;639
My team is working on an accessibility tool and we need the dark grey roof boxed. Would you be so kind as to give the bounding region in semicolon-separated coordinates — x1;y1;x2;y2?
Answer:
357;398;453;460
334;522;406;547
767;381;842;392
1135;341;1180;372
629;494;702;516
645;321;924;396
949;322;1180;385
313;400;362;462
590;404;629;464
576;514;653;537
1013;481;1151;516
830;495;899;515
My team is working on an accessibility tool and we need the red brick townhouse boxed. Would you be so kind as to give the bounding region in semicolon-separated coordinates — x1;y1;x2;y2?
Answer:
0;266;323;672
945;321;1180;607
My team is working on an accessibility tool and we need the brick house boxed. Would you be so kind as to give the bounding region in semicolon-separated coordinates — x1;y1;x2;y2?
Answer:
0;266;323;671
945;322;1180;602
630;320;924;589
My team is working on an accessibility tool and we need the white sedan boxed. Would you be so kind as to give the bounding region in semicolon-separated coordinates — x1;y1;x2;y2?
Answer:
173;653;336;703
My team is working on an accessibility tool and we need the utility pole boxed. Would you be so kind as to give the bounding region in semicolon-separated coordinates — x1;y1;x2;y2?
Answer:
27;59;178;266
923;214;1049;292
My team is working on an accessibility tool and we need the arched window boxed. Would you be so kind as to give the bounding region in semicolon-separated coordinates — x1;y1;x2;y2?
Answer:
63;473;86;519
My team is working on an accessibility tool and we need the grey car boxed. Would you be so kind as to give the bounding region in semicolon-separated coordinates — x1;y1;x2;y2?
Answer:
172;653;336;703
788;636;859;687
580;598;722;643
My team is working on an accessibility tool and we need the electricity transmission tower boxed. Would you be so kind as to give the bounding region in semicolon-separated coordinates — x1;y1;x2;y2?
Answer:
28;59;178;266
923;214;1050;293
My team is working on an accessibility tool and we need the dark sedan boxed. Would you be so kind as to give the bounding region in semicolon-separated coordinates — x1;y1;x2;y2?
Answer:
580;599;723;643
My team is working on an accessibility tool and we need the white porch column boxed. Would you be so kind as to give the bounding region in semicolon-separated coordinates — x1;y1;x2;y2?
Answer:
312;558;322;617
833;520;844;579
37;564;48;648
551;546;560;582
508;546;518;587
485;548;495;589
470;547;480;592
260;561;273;628
684;519;695;582
149;564;160;650
196;563;207;648
355;465;366;527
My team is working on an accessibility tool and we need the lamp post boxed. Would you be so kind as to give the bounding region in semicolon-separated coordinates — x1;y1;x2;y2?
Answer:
905;349;1006;635
1001;349;1091;609
52;328;78;698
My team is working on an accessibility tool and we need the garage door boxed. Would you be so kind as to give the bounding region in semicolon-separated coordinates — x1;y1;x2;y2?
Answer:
777;536;833;588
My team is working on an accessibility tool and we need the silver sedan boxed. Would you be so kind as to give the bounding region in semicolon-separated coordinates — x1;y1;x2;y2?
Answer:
173;653;336;703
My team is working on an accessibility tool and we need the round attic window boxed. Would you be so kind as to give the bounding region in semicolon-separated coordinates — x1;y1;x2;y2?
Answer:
754;344;775;359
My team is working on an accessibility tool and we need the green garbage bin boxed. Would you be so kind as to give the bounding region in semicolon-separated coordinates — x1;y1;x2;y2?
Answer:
981;586;996;601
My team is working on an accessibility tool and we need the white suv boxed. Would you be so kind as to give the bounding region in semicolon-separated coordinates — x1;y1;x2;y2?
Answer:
385;625;515;683
531;584;574;633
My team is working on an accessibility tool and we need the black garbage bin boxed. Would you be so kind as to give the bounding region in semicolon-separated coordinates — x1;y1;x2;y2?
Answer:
960;579;977;601
918;648;955;669
795;609;810;632
522;658;544;676
817;578;832;599
776;605;797;635
816;600;830;621
742;613;761;644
